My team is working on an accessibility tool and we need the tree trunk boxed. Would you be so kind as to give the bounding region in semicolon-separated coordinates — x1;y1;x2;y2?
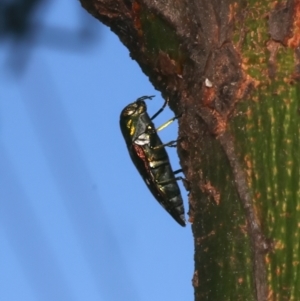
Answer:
79;0;300;300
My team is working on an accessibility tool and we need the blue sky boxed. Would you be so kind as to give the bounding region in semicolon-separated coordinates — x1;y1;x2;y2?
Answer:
0;1;193;300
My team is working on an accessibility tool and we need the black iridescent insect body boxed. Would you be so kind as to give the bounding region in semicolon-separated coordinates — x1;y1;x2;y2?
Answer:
120;96;185;226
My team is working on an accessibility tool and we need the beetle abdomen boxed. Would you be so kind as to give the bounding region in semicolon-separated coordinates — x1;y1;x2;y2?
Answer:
150;162;185;226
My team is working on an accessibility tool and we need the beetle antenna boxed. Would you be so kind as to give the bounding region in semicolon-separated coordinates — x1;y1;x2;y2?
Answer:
137;95;155;102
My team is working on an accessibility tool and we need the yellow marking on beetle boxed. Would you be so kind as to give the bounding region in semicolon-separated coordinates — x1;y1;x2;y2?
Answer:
130;127;135;136
126;120;135;136
126;119;132;129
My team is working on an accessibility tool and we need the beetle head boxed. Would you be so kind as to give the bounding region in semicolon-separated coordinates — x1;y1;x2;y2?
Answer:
120;96;155;144
120;99;147;119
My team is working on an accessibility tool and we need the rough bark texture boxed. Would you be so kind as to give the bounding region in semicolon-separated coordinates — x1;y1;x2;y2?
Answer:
80;0;300;300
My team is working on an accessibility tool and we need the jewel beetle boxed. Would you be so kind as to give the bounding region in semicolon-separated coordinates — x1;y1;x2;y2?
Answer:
120;96;186;226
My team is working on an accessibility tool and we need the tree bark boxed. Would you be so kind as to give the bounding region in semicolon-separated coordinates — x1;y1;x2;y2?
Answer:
79;0;300;300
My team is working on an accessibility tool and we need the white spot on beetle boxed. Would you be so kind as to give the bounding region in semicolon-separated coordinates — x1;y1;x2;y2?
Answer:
135;133;150;145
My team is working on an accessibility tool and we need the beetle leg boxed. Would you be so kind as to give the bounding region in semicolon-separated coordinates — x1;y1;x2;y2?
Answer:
157;169;185;185
152;136;183;150
165;137;183;148
173;169;183;175
151;98;168;120
156;113;182;132
158;176;184;185
152;139;178;150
